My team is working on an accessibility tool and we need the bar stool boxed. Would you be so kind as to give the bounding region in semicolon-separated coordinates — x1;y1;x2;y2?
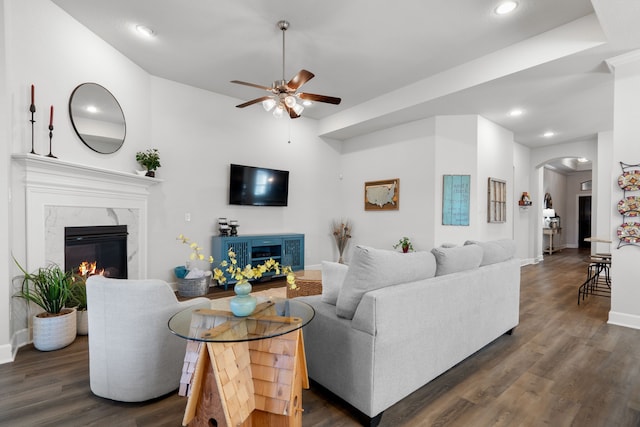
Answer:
578;255;611;304
578;238;612;305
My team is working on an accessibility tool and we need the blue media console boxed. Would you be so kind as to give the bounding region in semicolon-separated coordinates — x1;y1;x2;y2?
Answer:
211;233;305;289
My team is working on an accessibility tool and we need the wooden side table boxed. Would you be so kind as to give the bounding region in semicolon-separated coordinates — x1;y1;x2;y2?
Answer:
287;270;322;298
169;300;315;427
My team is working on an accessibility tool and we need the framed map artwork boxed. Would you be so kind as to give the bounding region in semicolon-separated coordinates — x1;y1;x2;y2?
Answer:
442;175;470;225
364;178;399;211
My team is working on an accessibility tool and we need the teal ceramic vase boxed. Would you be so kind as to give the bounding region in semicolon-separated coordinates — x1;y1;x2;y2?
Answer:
229;282;257;317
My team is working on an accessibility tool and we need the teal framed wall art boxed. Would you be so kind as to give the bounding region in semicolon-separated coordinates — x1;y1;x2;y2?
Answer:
442;175;470;226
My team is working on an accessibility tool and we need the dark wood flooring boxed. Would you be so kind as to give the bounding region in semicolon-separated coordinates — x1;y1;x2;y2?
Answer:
2;249;639;426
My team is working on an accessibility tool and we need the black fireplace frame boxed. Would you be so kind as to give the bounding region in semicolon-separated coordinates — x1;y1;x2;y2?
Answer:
64;225;128;278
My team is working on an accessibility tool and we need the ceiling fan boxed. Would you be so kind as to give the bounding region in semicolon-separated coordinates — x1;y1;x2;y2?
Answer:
231;20;341;119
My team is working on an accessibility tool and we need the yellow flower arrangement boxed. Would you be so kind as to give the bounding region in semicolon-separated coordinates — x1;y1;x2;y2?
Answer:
214;249;297;290
177;234;213;264
177;234;297;290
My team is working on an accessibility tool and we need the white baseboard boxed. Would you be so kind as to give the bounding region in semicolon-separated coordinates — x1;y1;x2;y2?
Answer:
0;328;30;365
0;344;14;365
520;258;537;266
608;311;640;330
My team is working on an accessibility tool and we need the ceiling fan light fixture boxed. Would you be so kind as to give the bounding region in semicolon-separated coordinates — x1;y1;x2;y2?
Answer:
273;104;285;119
262;98;276;111
284;95;297;108
292;104;304;115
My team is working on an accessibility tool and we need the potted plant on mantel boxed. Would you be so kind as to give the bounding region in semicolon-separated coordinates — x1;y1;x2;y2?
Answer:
135;148;161;177
13;258;77;351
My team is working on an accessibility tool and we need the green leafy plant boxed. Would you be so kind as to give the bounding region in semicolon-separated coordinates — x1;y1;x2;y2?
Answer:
393;237;414;253
68;275;88;311
135;148;161;171
13;258;73;315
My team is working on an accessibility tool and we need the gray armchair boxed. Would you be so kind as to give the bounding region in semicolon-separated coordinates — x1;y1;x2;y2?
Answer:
86;275;209;402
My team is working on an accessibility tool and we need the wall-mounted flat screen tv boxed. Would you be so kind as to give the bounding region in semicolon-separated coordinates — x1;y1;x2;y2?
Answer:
229;164;289;206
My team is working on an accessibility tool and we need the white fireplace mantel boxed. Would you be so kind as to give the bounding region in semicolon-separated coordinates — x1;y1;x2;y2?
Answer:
11;154;160;277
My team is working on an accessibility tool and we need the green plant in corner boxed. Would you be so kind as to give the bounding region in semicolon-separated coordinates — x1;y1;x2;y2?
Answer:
393;236;414;253
13;257;73;315
135;148;161;176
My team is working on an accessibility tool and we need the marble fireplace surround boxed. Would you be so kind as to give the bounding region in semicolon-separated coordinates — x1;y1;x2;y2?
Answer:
12;154;159;278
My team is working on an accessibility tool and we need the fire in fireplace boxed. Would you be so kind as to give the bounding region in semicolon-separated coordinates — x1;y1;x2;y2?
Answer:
64;225;128;278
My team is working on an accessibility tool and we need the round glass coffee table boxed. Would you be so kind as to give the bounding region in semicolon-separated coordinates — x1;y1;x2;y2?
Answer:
168;298;314;427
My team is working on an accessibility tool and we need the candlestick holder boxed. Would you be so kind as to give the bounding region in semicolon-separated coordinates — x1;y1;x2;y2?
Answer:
46;124;57;158
29;104;37;155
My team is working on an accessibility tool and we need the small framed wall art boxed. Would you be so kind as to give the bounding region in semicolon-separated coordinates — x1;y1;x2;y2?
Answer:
488;177;507;223
364;178;399;211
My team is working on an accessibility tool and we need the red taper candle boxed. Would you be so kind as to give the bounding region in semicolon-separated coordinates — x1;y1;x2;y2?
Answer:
31;85;34;105
49;105;54;126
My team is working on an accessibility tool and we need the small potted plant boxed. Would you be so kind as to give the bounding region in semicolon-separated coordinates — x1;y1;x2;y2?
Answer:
393;237;414;253
135;148;161;177
13;258;77;351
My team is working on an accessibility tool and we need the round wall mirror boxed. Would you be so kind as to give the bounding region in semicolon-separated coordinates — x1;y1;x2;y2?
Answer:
69;83;126;154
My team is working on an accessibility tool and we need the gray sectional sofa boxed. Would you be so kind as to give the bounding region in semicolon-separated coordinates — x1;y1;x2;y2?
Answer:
297;240;520;425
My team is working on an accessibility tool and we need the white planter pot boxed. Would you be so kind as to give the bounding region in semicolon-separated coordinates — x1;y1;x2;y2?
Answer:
32;308;77;351
76;309;89;335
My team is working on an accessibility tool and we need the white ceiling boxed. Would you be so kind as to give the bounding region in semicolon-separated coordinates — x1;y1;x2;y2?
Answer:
51;0;640;151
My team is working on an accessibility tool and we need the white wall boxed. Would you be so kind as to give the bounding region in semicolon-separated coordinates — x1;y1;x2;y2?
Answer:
0;0;12;363
607;51;640;330
340;117;436;256
477;116;514;242
339;114;516;257
433;116;479;245
513;142;533;263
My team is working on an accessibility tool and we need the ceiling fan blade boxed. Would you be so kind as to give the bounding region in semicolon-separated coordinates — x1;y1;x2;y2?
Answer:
298;92;342;105
286;70;314;91
230;80;272;91
235;96;272;108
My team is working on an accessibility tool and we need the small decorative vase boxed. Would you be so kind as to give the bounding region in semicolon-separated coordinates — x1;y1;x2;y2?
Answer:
229;282;257;317
402;245;409;253
145;170;155;178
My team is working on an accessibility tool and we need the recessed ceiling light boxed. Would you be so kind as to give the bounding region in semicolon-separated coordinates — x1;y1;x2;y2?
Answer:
543;131;555;138
302;100;313;107
495;1;518;15
135;24;155;38
577;157;588;163
509;108;523;117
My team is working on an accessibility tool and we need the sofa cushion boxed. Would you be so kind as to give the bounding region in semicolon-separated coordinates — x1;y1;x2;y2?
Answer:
321;261;349;305
431;244;483;276
336;246;437;319
464;239;516;266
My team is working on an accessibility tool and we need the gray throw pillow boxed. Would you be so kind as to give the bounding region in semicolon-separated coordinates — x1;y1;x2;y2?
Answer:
321;261;349;305
464;239;516;266
431;244;483;276
336;245;437;319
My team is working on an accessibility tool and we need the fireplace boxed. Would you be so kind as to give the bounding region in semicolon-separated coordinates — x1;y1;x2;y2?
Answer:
65;225;129;278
